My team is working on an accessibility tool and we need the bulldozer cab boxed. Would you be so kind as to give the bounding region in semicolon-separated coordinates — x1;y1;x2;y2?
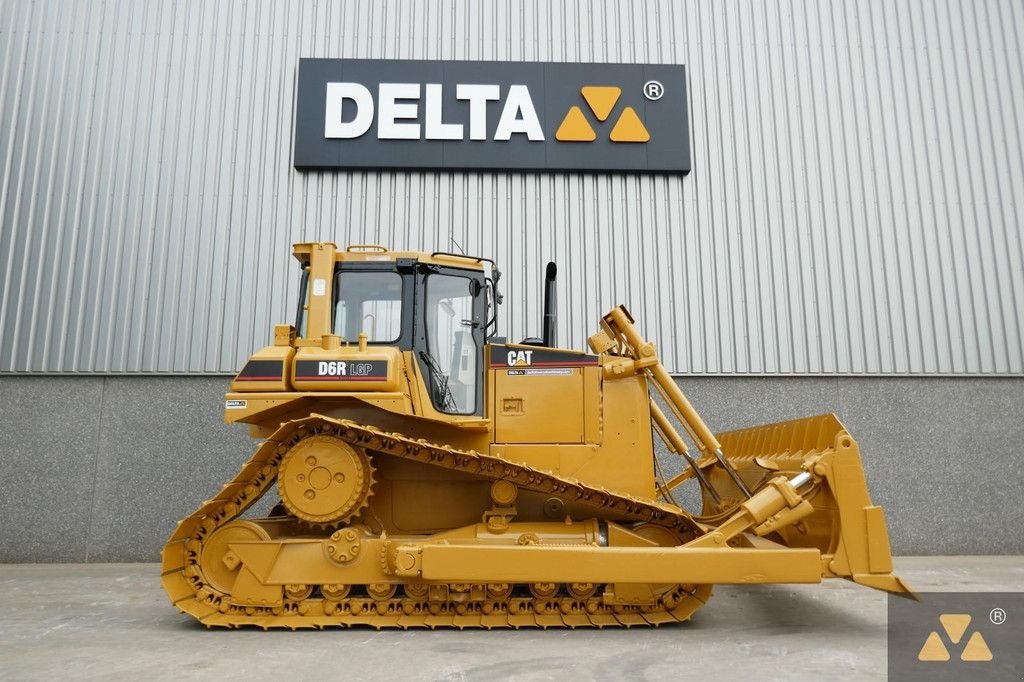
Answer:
293;243;491;416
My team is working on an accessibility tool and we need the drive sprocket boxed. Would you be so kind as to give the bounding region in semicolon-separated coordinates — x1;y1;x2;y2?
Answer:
277;434;375;526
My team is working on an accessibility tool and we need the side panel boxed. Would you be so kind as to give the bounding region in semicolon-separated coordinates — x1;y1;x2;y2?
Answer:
562;374;656;498
493;368;585;443
490;364;658;500
489;343;600;445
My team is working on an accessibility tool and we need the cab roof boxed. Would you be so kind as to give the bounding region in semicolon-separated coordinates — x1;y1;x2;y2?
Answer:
292;243;487;271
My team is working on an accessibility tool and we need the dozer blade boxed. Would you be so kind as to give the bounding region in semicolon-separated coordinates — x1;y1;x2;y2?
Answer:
699;412;915;599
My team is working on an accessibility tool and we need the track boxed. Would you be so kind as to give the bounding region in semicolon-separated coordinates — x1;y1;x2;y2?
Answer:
161;415;712;628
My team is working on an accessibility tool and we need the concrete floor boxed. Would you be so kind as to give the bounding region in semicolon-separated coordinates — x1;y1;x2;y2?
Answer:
0;557;1020;681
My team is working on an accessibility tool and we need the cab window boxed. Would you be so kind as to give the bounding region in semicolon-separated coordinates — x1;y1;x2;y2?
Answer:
423;273;479;414
333;271;403;342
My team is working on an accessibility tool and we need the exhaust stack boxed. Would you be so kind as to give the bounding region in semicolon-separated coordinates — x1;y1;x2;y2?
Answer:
542;262;557;347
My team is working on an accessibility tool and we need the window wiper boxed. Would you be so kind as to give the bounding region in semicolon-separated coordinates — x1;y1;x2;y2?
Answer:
419;350;457;411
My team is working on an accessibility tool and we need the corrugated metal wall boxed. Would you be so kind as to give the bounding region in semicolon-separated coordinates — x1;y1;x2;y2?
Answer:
1;0;1022;375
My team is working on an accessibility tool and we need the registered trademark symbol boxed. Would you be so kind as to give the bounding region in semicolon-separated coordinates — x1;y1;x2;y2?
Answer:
990;607;1006;625
643;80;664;101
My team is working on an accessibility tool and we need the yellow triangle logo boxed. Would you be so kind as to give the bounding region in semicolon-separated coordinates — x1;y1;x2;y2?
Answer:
918;614;994;663
939;614;971;644
556;87;652;144
581;86;621;121
609;107;650;142
960;632;993;662
918;631;950;661
555;105;596;142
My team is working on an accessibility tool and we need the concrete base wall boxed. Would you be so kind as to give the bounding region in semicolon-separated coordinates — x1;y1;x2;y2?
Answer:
0;375;1020;562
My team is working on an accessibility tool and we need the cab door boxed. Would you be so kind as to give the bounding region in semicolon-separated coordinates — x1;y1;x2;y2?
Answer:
414;266;487;416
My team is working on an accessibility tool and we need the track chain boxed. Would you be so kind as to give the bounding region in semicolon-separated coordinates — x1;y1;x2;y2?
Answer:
161;415;710;628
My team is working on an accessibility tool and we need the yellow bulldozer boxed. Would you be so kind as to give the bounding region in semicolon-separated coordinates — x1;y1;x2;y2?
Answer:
161;242;912;628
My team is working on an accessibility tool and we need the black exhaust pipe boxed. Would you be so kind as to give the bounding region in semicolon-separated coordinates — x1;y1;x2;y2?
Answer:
542;262;557;347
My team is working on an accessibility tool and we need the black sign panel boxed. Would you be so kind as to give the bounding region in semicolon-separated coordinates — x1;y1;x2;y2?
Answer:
294;360;389;380
294;59;690;174
489;345;599;368
235;360;284;381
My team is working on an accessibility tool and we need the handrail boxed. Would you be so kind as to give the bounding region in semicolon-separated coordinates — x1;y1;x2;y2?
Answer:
346;244;389;252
